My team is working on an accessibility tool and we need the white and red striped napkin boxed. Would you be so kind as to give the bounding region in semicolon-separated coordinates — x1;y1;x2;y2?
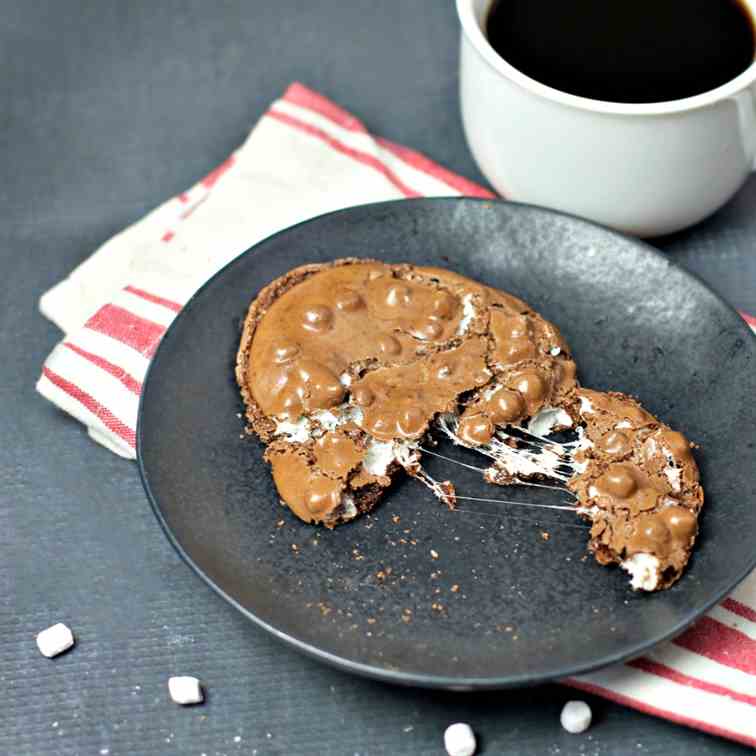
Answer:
37;83;756;746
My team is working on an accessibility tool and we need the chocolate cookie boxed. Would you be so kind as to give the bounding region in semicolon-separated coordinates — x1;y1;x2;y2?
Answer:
568;389;703;590
236;259;703;591
235;258;575;527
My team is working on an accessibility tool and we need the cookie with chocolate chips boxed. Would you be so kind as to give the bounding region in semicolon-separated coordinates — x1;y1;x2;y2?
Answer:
236;258;703;592
440;383;703;591
235;258;574;527
567;389;703;591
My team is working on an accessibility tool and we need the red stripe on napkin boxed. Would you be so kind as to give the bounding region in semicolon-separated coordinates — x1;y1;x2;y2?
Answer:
627;658;756;707
740;310;756;328
722;597;756;623
281;82;494;198
376;138;495;199
674;617;756;676
124;286;183;313
266;109;422;198
566;678;756;748
63;343;142;395
42;367;136;446
201;155;236;189
283;81;368;133
86;305;166;358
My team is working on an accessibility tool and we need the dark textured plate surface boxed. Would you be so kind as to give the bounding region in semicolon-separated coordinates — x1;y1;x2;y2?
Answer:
137;198;756;688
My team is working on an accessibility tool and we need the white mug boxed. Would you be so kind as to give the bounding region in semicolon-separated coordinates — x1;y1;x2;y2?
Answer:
457;0;756;237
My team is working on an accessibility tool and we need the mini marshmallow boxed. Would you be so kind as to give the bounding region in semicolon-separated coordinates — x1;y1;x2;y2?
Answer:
444;722;477;756
560;700;592;734
167;676;204;705
36;623;75;658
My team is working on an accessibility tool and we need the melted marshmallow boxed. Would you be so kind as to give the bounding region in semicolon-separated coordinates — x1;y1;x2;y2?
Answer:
621;553;660;591
527;407;573;437
456;293;477;336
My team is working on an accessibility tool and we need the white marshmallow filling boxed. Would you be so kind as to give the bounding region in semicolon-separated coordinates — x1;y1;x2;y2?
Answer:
621;553;661;591
435;407;591;487
271;397;594;516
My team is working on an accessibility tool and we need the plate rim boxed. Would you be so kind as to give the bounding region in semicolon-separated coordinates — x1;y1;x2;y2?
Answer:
137;196;756;689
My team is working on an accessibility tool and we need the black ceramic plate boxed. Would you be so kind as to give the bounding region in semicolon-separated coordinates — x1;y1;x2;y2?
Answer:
138;198;756;688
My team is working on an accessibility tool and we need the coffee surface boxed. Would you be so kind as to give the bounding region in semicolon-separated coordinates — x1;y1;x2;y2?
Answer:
486;0;755;103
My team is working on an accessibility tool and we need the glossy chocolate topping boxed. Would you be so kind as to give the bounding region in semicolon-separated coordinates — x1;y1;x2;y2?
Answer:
245;262;573;427
248;263;467;419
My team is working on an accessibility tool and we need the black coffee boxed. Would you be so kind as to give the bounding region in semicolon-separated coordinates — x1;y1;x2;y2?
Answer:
485;0;755;103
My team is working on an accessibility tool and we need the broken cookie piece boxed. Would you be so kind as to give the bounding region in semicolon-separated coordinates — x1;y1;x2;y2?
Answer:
568;389;703;591
442;386;703;591
235;258;573;527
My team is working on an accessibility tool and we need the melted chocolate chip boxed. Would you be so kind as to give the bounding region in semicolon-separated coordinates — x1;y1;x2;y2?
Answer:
660;505;697;541
295;359;345;411
385;283;413;307
334;289;364;311
660;430;693;460
273;342;301;364
377;334;402;355
627;515;672;557
597;430;632;456
352;386;375;407
596;464;638;499
418;320;444;340
431;291;456;319
458;414;495;445
314;431;364;477
304;476;343;516
302;305;333;333
488;389;526;424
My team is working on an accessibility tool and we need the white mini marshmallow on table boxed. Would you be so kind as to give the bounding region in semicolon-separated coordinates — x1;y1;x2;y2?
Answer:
168;676;204;705
444;722;476;756
560;700;592;734
36;623;75;658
